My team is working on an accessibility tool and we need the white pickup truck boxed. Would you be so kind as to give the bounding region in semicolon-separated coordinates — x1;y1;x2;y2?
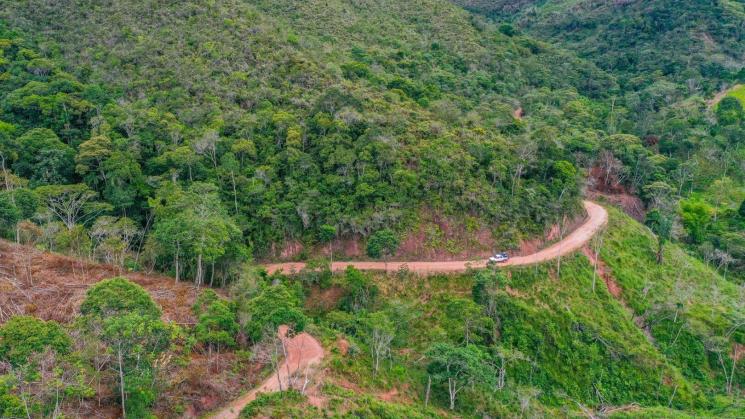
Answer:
488;252;509;264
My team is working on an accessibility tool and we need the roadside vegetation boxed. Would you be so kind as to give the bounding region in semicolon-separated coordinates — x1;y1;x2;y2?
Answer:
2;202;742;417
0;0;743;417
236;205;743;417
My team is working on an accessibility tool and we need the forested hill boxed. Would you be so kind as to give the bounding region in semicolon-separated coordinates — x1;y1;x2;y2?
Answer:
452;0;745;92
0;0;743;280
454;0;745;283
1;1;745;418
0;0;619;277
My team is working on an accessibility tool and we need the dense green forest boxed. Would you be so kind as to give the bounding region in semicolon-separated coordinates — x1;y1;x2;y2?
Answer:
454;0;745;281
453;0;745;89
0;0;615;281
0;0;743;280
0;0;744;417
0;0;742;281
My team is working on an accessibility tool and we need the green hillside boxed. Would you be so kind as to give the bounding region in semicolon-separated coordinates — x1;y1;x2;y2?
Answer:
241;204;743;416
453;0;745;91
454;0;745;282
0;0;620;266
0;0;744;417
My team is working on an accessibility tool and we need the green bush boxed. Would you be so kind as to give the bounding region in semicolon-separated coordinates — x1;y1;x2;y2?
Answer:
366;229;400;259
192;290;240;350
241;284;307;342
80;277;161;319
0;316;71;367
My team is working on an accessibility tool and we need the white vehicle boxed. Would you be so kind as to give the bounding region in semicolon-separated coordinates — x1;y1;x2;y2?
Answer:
488;252;509;264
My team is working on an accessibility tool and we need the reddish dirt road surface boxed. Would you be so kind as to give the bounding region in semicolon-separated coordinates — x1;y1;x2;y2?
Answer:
708;84;742;108
265;200;608;275
211;325;324;419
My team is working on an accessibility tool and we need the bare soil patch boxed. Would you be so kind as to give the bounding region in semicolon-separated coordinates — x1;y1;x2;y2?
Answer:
211;325;324;419
305;285;345;312
0;239;199;324
513;107;524;120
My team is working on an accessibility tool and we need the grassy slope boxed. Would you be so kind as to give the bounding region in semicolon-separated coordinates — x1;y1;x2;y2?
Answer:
726;84;745;107
598;205;744;405
267;204;745;416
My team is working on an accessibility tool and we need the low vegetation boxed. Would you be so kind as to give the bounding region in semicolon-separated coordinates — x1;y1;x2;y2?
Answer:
239;205;742;416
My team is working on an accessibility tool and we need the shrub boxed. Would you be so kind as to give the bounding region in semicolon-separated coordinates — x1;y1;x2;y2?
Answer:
80;277;161;319
0;316;71;367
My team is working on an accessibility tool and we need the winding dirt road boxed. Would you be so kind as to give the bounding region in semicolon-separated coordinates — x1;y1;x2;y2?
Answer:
212;201;606;417
265;200;608;275
211;325;324;419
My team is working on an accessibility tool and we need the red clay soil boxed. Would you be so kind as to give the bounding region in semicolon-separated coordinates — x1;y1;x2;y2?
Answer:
733;343;745;363
513;107;524;120
211;325;324;419
0;239;199;324
305;285;346;312
336;338;350;356
581;246;623;299
265;201;608;275
587;165;644;221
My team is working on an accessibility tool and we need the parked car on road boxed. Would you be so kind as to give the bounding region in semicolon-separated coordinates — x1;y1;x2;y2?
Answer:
488;252;509;265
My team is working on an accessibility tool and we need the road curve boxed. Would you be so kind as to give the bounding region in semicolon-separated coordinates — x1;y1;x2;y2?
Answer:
265;200;608;275
211;325;324;419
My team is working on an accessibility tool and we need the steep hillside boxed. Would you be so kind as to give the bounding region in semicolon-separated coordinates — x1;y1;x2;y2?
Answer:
1;2;745;417
0;0;622;273
238;202;743;416
453;0;745;283
453;0;745;92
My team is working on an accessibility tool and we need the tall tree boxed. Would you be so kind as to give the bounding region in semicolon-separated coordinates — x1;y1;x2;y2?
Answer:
149;182;245;286
680;199;713;244
365;312;395;374
645;208;674;264
35;184;110;230
80;278;170;418
11;128;75;187
0;193;20;237
426;343;495;410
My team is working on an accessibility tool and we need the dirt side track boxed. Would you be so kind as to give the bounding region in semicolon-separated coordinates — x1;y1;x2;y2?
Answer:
265;200;608;275
211;325;324;419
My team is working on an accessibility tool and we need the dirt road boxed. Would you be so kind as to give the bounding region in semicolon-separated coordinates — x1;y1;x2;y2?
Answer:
709;84;742;108
265;200;608;275
211;325;324;419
